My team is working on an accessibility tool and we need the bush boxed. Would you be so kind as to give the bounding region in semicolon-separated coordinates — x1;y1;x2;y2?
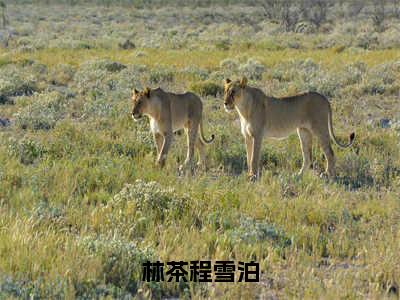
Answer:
238;58;266;81
7;137;47;165
49;64;76;86
72;60;127;96
82;60;127;73
219;58;239;72
338;152;374;189
0;65;37;104
148;67;174;84
341;62;367;85
355;32;379;49
271;59;341;97
79;235;154;294
110;179;188;220
31;200;65;226
189;81;223;97
226;215;291;247
13;91;68;130
118;39;136;50
83;97;114;118
179;66;209;81
0;275;67;299
215;39;231;51
358;62;399;95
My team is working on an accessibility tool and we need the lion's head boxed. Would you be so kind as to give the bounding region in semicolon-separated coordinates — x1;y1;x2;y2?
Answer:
131;87;152;120
223;77;248;111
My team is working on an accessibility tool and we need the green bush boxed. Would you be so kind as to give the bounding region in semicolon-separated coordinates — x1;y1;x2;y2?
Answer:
110;179;189;220
0;65;37;104
189;81;223;97
79;235;155;294
148;68;174;84
226;215;291;248
238;58;266;81
215;39;231;51
7;137;47;165
72;60;128;96
49;64;76;86
13;91;69;130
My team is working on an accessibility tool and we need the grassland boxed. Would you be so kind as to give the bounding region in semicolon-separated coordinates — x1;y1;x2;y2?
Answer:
0;2;399;299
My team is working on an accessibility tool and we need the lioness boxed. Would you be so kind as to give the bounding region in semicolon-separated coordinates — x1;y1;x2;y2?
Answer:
223;77;355;180
131;87;215;171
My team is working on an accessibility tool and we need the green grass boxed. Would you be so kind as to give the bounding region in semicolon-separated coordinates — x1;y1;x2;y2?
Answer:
3;47;399;70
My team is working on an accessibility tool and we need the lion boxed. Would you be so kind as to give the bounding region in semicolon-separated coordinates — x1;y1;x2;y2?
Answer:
223;77;355;180
131;87;215;171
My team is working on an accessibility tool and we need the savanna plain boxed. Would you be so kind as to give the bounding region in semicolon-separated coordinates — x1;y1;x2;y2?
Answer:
0;1;399;299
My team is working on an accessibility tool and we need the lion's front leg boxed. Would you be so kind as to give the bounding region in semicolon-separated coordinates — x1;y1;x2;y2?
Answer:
157;132;172;168
244;133;252;176
249;134;262;181
153;132;163;158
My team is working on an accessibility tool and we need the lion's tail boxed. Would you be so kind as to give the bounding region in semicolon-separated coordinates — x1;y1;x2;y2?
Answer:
199;118;215;144
328;108;355;148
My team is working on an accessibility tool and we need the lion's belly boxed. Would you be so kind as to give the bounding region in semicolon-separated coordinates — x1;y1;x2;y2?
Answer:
240;118;298;140
149;118;185;133
264;126;297;139
264;115;309;139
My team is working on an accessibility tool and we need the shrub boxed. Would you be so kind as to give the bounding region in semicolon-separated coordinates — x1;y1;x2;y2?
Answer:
355;32;379;49
31;200;65;227
226;215;291;247
118;39;136;50
179;66;209;81
0;65;37;104
0;275;68;299
219;58;239;72
271;59;340;97
148;67;174;84
7;137;47;165
368;62;397;85
238;58;266;80
13;91;68;130
79;235;155;294
295;21;317;34
189;81;223;97
82;60;127;73
358;62;399;95
341;62;367;85
83;97;114;118
49;64;76;86
110;179;188;220
215;39;231;51
72;60;128;96
296;73;340;98
338;152;374;189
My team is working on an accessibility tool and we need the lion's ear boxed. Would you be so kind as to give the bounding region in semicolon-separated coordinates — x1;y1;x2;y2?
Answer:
133;88;139;95
224;78;232;85
239;77;248;88
144;87;151;97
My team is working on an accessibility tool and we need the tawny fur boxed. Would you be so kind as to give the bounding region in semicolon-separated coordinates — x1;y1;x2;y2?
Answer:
223;78;355;180
131;87;214;171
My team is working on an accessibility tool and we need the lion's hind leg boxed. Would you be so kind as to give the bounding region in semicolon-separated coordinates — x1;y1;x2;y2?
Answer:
315;130;336;179
297;128;313;176
179;121;199;175
196;137;206;170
